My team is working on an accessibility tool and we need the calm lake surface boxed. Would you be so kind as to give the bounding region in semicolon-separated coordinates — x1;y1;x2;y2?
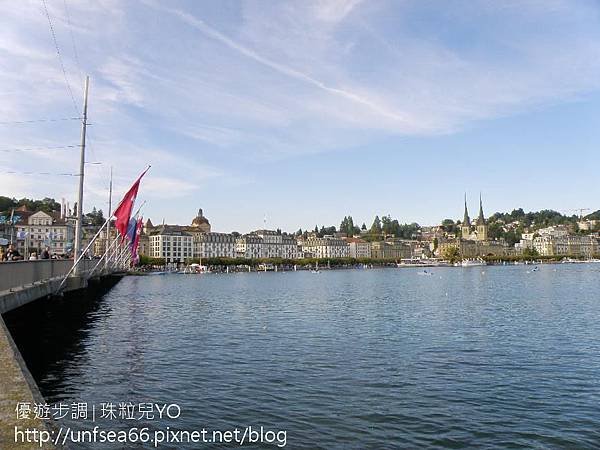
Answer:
7;264;600;449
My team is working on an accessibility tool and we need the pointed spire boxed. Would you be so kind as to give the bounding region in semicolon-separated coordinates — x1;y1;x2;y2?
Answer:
463;193;471;226
477;193;485;224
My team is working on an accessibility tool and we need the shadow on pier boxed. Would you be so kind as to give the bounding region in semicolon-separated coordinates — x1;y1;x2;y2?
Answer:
2;275;123;398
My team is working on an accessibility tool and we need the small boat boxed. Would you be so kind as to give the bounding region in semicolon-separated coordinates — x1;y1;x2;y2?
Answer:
461;258;487;267
417;269;433;276
311;261;320;273
178;263;209;274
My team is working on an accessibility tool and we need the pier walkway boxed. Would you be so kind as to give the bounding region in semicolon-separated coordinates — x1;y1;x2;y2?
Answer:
0;260;123;448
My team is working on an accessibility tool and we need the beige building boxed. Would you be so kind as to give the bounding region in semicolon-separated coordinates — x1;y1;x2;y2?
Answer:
346;238;371;258
533;235;598;257
11;207;73;256
439;239;510;258
195;232;236;258
236;234;263;259
371;240;412;260
302;235;349;258
439;195;511;258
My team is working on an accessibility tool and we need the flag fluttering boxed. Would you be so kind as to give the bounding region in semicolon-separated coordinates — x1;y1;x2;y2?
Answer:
131;217;143;265
113;167;149;240
126;217;137;243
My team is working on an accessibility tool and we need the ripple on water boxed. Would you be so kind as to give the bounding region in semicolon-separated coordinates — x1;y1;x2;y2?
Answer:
6;265;600;449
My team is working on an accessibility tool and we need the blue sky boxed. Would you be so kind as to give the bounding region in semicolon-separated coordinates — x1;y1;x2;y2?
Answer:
1;0;600;233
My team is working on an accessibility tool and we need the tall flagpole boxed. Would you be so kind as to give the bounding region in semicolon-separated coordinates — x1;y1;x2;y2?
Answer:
105;166;112;271
74;75;89;271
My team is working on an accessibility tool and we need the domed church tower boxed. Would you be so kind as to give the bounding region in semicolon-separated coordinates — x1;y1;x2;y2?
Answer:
191;208;211;233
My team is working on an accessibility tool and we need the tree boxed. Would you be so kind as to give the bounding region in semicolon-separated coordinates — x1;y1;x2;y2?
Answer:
441;219;457;233
442;246;461;263
0;196;17;212
339;215;359;237
361;223;367;231
370;216;382;235
522;247;539;258
85;207;105;226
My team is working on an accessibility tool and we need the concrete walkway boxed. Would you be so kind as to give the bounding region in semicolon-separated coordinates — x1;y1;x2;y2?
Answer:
0;315;55;449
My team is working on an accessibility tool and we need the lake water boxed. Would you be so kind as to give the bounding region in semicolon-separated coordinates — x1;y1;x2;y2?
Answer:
6;264;600;448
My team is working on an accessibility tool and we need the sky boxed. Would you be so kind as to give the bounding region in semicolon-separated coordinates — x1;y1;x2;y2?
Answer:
1;0;599;233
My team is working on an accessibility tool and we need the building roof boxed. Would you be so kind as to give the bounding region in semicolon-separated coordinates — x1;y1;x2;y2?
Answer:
477;194;486;225
191;208;210;227
345;237;367;243
149;225;192;236
1;209;68;226
463;194;471;227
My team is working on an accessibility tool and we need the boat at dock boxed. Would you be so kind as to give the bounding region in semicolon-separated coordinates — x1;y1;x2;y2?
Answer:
459;258;487;267
178;263;210;274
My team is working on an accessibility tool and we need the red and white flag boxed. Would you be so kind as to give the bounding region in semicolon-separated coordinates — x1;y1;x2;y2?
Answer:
113;167;149;240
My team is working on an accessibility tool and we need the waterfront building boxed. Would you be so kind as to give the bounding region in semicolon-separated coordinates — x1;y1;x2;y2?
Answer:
9;207;73;256
438;239;511;258
533;235;598;257
438;195;509;258
371;240;412;260
235;231;301;259
346;237;371;258
194;232;237;258
148;226;194;263
190;208;211;233
236;234;263;259
252;230;301;259
461;195;489;241
143;208;212;237
302;235;350;258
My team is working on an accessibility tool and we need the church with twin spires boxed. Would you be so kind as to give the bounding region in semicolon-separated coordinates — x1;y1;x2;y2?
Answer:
461;194;489;241
437;194;511;258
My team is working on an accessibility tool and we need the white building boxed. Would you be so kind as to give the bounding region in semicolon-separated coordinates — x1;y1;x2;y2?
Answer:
537;226;569;238
533;234;598;257
236;234;263;259
302;235;350;259
148;226;193;263
194;232;236;258
346;238;371;258
578;220;599;231
12;209;73;256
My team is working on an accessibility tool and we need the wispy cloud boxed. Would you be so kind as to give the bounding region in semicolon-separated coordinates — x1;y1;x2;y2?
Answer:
2;0;600;227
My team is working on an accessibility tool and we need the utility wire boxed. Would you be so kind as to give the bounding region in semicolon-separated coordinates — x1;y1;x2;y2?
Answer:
0;144;79;153
62;0;84;86
0;117;82;125
41;0;80;115
0;169;80;177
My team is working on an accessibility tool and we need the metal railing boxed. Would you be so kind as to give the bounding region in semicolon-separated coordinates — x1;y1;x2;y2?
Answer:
0;259;97;293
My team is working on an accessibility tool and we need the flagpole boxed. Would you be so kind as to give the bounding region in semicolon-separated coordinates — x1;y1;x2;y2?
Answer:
73;75;89;272
110;165;151;215
105;166;112;271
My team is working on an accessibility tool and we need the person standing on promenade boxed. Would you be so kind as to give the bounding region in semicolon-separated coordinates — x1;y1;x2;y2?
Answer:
5;244;21;261
0;246;5;262
41;246;50;259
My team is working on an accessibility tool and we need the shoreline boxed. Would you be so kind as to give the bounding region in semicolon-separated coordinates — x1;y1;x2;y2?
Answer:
130;258;600;275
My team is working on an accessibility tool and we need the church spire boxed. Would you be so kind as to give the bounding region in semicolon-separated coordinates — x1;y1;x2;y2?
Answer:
477;193;485;225
463;193;471;226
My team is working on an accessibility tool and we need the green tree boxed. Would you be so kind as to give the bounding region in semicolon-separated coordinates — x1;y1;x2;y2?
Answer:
370;216;382;235
442;246;461;264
